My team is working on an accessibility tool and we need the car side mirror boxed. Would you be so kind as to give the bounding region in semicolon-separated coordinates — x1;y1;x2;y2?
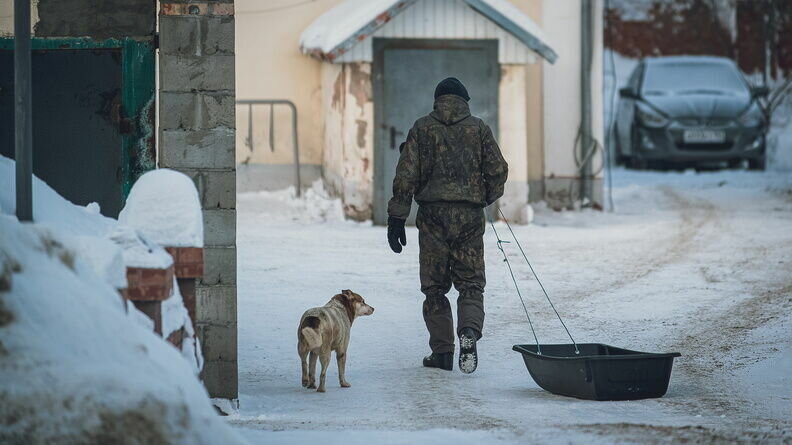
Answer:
752;86;769;98
619;87;638;99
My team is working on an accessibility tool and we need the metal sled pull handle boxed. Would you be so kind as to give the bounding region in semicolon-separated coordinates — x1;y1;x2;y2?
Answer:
489;208;580;356
488;215;542;355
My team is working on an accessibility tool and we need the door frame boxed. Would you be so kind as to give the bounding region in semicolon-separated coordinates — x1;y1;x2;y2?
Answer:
372;38;500;225
0;36;156;205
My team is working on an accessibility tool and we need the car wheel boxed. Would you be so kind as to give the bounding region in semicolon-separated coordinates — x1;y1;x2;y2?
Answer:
625;125;646;169
748;156;766;171
628;157;647;170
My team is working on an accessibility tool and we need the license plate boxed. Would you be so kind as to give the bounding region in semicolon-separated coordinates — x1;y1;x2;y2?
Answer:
683;129;726;144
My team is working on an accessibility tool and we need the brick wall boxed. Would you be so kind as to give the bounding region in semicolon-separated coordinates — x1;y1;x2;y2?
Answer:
159;0;237;399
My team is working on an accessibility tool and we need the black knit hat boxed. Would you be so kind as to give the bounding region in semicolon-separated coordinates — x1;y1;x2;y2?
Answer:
434;77;470;101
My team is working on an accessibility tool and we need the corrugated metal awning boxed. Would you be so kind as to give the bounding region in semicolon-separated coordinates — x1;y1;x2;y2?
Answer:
300;0;557;64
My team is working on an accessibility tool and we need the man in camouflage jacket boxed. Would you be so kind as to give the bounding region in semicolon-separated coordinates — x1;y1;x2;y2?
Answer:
387;77;508;373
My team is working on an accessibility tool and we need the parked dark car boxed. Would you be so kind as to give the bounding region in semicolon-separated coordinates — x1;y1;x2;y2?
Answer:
615;56;768;170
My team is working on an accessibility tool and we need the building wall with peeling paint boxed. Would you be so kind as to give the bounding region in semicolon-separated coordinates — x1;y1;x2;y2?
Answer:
321;62;375;221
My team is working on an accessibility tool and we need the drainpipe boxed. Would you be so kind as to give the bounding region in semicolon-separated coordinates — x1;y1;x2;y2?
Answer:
14;0;33;221
580;0;594;206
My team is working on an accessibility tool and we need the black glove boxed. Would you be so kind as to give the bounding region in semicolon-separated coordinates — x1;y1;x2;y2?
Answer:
387;217;407;253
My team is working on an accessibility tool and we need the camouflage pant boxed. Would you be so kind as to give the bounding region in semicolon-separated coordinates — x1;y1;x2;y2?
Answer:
416;203;486;354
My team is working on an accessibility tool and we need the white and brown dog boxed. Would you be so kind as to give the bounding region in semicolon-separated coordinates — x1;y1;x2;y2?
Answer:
298;289;374;392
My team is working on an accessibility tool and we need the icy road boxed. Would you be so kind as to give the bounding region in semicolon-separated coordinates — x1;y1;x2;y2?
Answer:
231;169;792;444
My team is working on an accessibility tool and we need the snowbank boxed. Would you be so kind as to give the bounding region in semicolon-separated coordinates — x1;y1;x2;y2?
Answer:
0;216;242;443
119;169;203;248
237;180;345;224
0;156;231;442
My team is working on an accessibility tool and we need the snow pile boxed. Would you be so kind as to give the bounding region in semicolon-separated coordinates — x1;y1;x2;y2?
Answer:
117;168;203;372
0;216;242;444
67;234;128;290
0;155;115;236
119;169;203;248
0;155;227;440
237;180;345;224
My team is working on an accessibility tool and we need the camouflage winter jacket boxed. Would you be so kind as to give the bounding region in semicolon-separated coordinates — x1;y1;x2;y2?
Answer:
387;94;509;220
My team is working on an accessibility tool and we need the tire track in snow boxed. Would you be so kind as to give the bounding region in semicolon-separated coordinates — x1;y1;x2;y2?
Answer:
581;186;792;442
581;186;718;299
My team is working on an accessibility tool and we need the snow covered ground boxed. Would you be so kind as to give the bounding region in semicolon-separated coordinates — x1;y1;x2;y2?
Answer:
232;169;792;443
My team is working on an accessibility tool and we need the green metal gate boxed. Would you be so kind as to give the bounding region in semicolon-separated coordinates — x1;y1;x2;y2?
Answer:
0;37;155;216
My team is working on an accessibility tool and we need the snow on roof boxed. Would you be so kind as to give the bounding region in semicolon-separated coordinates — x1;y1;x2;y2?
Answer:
300;0;557;63
118;169;203;248
300;0;414;61
465;0;556;63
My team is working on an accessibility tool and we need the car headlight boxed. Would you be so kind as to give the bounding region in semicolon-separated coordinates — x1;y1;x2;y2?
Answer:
636;104;669;128
737;106;763;127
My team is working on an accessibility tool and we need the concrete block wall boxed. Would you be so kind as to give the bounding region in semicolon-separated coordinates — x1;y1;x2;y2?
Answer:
159;1;237;399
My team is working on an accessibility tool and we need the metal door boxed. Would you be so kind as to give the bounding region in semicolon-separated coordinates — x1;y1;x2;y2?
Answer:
373;39;499;225
0;38;155;218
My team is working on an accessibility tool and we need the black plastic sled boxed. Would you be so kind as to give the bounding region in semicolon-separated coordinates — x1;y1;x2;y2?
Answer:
513;343;681;401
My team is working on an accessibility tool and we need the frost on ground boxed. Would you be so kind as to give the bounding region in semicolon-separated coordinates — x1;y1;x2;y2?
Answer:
234;169;792;443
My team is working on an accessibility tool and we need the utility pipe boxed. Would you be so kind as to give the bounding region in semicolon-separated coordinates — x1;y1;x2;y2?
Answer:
580;0;594;206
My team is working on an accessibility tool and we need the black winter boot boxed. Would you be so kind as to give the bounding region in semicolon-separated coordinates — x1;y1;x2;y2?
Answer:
423;352;453;371
458;328;479;374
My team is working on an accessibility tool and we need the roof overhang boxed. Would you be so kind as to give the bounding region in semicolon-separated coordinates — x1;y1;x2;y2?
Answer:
300;0;557;64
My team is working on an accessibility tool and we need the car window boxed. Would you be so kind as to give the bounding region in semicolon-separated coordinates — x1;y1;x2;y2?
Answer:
642;62;748;96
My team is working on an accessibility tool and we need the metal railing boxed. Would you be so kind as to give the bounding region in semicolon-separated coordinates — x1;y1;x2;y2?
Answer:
236;99;301;197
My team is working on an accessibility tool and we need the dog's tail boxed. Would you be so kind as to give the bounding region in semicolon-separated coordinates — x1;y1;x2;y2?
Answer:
301;316;322;350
